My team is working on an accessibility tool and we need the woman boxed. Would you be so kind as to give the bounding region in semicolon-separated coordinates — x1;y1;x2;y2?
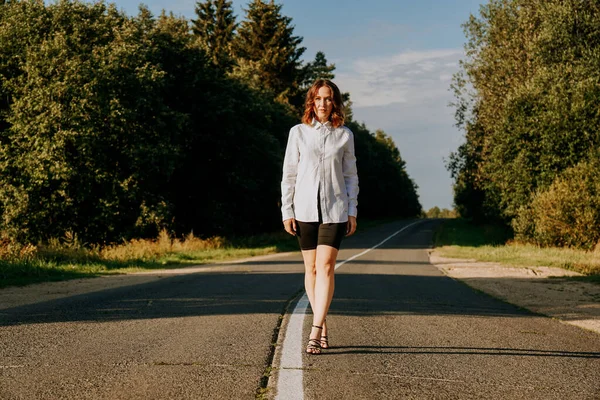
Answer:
281;79;359;355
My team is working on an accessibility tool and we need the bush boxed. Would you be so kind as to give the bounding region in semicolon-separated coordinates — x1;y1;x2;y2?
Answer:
514;158;600;249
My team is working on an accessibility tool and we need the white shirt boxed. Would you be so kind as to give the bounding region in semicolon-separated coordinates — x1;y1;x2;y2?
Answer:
281;120;359;223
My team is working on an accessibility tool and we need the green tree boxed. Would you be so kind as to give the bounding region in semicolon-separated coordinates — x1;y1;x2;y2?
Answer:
0;0;423;244
0;1;185;242
427;207;441;218
300;51;335;89
232;0;305;103
349;123;422;219
426;207;457;218
450;0;600;238
513;155;600;249
169;74;296;236
192;0;237;69
287;51;337;114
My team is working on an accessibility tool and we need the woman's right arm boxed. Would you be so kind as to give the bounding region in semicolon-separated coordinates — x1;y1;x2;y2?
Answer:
281;128;299;225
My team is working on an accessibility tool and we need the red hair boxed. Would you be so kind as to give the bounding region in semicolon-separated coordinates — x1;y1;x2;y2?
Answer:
302;79;345;128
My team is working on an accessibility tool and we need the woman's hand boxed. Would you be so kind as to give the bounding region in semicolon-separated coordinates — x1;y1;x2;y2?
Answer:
346;216;357;236
283;218;297;236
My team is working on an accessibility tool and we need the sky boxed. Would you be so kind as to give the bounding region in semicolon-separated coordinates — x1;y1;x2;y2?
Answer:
109;0;487;211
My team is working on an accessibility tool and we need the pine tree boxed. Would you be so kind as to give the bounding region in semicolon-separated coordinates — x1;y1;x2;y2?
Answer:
300;51;335;89
192;0;237;69
232;0;305;103
287;50;337;115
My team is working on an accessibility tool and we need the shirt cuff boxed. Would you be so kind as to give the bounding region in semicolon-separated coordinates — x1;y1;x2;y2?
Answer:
282;209;296;221
348;206;357;218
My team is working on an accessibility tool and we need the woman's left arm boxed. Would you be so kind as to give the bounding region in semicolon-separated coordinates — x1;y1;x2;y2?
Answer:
343;129;359;235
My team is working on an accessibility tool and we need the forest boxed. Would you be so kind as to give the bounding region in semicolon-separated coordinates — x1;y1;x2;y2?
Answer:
450;0;600;249
0;0;422;245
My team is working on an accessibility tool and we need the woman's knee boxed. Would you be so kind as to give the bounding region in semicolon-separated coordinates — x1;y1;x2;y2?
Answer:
305;262;317;276
316;261;335;276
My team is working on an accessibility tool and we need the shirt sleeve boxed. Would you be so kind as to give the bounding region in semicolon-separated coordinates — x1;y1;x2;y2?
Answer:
343;128;359;217
281;127;299;221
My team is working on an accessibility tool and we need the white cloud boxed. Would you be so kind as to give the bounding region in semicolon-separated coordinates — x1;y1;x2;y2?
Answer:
336;49;467;210
337;49;463;108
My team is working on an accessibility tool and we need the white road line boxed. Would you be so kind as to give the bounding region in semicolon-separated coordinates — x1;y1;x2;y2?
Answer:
275;293;309;400
275;220;424;400
334;220;423;271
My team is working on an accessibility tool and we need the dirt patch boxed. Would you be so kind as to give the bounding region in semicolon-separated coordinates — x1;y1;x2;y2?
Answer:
429;250;600;335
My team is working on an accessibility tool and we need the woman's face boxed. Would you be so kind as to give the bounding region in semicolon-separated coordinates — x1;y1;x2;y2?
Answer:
313;85;333;122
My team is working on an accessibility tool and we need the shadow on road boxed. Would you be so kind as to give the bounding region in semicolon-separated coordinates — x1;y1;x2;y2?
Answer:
4;219;594;333
319;345;600;359
1;270;555;327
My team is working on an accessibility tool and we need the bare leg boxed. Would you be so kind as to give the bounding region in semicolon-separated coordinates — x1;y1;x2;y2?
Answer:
301;248;330;351
301;249;321;354
301;249;317;315
308;244;338;351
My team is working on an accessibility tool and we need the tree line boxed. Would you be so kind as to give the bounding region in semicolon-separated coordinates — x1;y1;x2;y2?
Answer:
425;207;456;219
450;0;600;249
0;0;421;244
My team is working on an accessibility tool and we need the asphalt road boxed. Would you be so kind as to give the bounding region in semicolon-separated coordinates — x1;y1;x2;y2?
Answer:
1;220;599;399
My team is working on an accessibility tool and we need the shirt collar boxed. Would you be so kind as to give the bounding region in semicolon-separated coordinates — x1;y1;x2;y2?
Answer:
312;118;332;129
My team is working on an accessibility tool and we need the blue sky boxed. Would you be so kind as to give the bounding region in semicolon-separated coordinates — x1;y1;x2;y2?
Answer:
109;0;487;210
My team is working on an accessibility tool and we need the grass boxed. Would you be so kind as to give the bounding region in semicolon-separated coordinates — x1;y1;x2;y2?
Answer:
433;218;512;247
434;219;600;281
0;218;396;289
0;230;296;289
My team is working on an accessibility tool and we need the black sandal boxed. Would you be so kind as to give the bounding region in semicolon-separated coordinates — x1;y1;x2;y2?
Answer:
321;318;329;349
306;325;323;355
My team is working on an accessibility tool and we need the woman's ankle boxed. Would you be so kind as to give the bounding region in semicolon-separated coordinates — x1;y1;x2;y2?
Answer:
310;324;323;339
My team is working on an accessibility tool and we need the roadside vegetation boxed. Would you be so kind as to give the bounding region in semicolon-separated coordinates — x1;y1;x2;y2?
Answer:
0;218;394;289
0;229;294;289
450;1;600;251
424;207;457;219
0;230;297;288
445;2;600;285
0;0;420;247
434;219;600;283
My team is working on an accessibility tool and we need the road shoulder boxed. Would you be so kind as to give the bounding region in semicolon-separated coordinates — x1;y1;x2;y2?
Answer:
429;250;600;335
0;251;298;311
